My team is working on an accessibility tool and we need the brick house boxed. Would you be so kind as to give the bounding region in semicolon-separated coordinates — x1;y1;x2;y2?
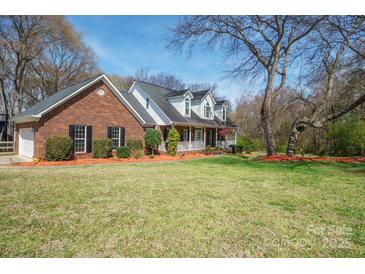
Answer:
11;74;237;158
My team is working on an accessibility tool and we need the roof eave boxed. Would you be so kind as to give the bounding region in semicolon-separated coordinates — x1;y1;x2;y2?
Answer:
11;115;40;123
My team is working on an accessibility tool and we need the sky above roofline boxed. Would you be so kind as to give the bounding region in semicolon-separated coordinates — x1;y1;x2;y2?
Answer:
67;16;265;106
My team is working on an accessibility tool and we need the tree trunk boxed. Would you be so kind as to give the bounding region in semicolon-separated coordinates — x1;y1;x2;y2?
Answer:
260;68;277;157
286;127;299;156
0;79;9;141
261;113;276;156
286;123;305;156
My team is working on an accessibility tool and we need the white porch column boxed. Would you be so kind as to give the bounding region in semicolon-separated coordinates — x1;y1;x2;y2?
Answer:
189;126;192;150
215;128;218;147
203;127;206;148
234;129;237;145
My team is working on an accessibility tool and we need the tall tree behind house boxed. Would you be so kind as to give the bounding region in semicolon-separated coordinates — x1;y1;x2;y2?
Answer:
0;16;98;140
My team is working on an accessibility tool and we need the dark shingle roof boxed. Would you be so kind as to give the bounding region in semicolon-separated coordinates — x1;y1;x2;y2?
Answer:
120;91;156;125
166;89;189;98
134;80;221;127
214;100;227;110
191;90;209;101
13;74;104;119
135;80;189;123
214;116;238;128
215;100;226;106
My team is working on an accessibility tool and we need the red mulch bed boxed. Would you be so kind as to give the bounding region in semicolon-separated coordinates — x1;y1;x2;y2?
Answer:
13;153;213;167
262;154;365;163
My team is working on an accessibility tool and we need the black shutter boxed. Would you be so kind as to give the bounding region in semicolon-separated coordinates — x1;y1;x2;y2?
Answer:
120;127;125;146
69;125;75;152
86;126;92;153
107;126;112;139
69;125;75;139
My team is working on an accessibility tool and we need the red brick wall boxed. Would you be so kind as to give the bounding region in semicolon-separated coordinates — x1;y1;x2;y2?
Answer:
15;81;145;158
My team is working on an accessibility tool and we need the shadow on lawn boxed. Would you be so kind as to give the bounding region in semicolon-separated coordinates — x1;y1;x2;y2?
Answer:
193;155;365;176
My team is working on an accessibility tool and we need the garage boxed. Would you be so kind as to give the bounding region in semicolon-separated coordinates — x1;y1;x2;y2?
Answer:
19;128;34;158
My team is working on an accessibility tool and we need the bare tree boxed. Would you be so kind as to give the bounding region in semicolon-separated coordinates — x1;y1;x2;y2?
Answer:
29;16;97;102
0;16;52;114
135;67;186;90
0;16;98;140
170;16;323;156
286;16;365;156
108;74;134;91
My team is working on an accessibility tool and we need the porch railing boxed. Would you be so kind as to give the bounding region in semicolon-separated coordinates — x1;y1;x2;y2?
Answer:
177;141;205;151
217;139;235;150
159;140;205;152
159;139;235;152
159;142;167;152
190;140;204;150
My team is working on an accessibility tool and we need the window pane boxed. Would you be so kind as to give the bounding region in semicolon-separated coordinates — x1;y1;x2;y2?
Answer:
112;139;119;149
195;129;202;141
205;106;211;118
185;99;189;115
111;127;119;139
75;125;85;138
75;139;85;152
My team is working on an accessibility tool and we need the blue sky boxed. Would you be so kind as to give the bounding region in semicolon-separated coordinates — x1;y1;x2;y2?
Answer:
68;16;259;103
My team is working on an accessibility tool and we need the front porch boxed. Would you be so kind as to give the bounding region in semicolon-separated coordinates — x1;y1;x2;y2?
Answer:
158;125;237;152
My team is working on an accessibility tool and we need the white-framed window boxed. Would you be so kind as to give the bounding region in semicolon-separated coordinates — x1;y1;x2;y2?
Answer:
222;106;226;121
146;98;150;109
181;129;188;141
184;97;190;116
111;127;120;149
75;125;87;153
195;128;202;141
205;103;211;119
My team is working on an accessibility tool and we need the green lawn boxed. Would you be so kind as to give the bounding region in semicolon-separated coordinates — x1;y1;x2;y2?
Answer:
0;156;364;257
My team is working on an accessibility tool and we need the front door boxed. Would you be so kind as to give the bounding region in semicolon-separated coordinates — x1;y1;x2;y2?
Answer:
206;129;213;147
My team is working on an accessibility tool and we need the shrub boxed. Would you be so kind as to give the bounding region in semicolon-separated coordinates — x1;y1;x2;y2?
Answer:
204;145;213;154
327;117;365;156
116;146;131;158
251;138;264;150
92;138;113;158
237;135;260;153
131;149;144;159
213;146;223;154
126;139;143;151
167;128;180;156
45;135;73;161
144;129;162;155
277;144;288;154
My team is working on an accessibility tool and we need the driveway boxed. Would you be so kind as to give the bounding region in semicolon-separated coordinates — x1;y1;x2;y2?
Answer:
0;155;32;165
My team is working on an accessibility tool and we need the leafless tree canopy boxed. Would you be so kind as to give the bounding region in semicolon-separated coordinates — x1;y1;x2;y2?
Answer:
169;15;365;156
0;16;98;140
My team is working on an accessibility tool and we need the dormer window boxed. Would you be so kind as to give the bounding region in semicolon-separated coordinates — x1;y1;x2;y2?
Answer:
222;106;226;121
184;97;190;116
205;103;211;119
146;98;149;109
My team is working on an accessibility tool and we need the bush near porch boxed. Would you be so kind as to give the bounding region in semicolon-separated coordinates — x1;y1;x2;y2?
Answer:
167;128;180;156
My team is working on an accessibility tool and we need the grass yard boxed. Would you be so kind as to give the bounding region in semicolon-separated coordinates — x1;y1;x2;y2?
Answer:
0;155;364;257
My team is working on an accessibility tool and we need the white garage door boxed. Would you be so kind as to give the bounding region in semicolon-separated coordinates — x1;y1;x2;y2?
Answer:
19;128;34;158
